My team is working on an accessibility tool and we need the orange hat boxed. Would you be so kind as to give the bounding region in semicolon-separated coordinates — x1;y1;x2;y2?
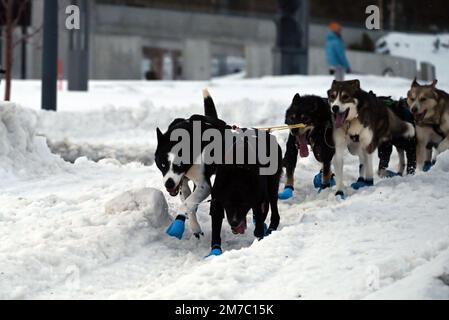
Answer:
328;22;342;34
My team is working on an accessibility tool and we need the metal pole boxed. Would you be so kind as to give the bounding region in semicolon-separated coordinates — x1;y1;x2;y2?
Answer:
298;0;309;75
41;0;58;111
68;0;89;91
21;25;27;79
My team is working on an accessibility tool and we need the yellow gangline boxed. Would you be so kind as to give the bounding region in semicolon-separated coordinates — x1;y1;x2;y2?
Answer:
257;123;306;132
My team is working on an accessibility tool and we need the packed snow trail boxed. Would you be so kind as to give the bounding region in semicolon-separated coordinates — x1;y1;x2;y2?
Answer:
5;156;449;300
1;76;449;299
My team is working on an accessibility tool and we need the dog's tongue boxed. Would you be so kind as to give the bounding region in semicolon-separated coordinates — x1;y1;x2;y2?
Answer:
232;220;247;235
414;110;427;122
335;112;346;129
297;134;309;158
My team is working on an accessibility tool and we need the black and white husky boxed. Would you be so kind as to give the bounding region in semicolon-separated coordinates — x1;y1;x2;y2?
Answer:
328;80;415;198
155;90;224;239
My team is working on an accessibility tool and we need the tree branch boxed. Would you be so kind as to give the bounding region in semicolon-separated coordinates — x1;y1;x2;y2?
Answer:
1;0;9;25
13;25;43;48
13;0;30;27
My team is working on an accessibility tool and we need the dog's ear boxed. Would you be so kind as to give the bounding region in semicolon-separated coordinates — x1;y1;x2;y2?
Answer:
431;79;438;88
156;128;163;142
412;77;419;87
293;93;301;104
350;79;360;89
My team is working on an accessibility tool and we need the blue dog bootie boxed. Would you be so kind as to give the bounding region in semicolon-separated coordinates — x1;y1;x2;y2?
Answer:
205;245;223;258
313;172;322;189
166;214;186;240
314;172;336;191
423;161;434;172
278;186;294;200
351;178;374;190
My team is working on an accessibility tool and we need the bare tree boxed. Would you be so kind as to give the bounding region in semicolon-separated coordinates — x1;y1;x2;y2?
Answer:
1;0;41;101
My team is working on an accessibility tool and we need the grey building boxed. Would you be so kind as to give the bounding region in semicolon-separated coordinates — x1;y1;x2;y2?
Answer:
24;0;277;80
9;0;406;81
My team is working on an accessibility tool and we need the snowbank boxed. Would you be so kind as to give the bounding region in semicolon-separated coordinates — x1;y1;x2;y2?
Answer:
47;139;154;165
0;102;66;181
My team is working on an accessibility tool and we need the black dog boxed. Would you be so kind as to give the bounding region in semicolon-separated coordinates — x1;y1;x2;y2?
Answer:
155;90;223;240
279;94;335;200
208;129;283;257
377;97;416;177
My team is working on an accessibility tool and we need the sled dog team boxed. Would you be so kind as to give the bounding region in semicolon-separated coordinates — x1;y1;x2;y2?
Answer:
155;79;449;257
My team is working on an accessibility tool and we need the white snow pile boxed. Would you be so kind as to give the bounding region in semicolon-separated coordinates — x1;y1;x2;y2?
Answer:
47;139;154;165
376;32;449;82
105;188;172;228
0;102;65;181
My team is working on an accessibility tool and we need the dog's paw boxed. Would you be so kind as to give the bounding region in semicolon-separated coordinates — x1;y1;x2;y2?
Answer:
190;221;204;240
205;245;222;258
166;215;186;240
254;223;268;240
379;169;400;179
254;230;265;240
335;191;346;200
351;178;374;190
193;232;205;240
278;186;294;200
385;170;400;178
265;227;275;237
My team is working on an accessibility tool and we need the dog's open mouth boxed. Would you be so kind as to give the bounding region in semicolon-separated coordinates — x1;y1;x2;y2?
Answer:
166;184;181;197
334;109;350;129
414;110;427;122
231;220;247;235
296;132;310;158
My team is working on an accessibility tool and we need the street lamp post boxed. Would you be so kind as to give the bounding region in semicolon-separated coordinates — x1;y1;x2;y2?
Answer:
41;0;58;111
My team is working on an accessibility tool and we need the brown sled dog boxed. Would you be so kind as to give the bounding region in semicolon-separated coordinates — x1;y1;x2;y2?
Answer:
407;79;449;170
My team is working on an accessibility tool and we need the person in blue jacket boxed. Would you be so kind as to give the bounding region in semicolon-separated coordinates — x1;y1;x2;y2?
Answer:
326;22;351;81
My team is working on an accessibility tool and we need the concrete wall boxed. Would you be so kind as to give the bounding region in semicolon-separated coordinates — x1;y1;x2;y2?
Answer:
94;5;276;47
245;43;273;78
183;39;211;81
91;35;142;80
91;4;276;80
309;47;417;79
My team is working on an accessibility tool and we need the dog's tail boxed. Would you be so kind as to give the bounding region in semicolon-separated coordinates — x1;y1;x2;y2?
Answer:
203;89;218;119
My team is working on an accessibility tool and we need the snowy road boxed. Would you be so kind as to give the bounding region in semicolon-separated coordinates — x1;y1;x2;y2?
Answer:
1;75;449;299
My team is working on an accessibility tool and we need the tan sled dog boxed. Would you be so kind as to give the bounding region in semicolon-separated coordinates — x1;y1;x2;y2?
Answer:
407;79;449;169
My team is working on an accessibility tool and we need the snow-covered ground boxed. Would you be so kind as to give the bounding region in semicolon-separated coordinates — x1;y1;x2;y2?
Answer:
1;75;449;300
376;32;449;83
